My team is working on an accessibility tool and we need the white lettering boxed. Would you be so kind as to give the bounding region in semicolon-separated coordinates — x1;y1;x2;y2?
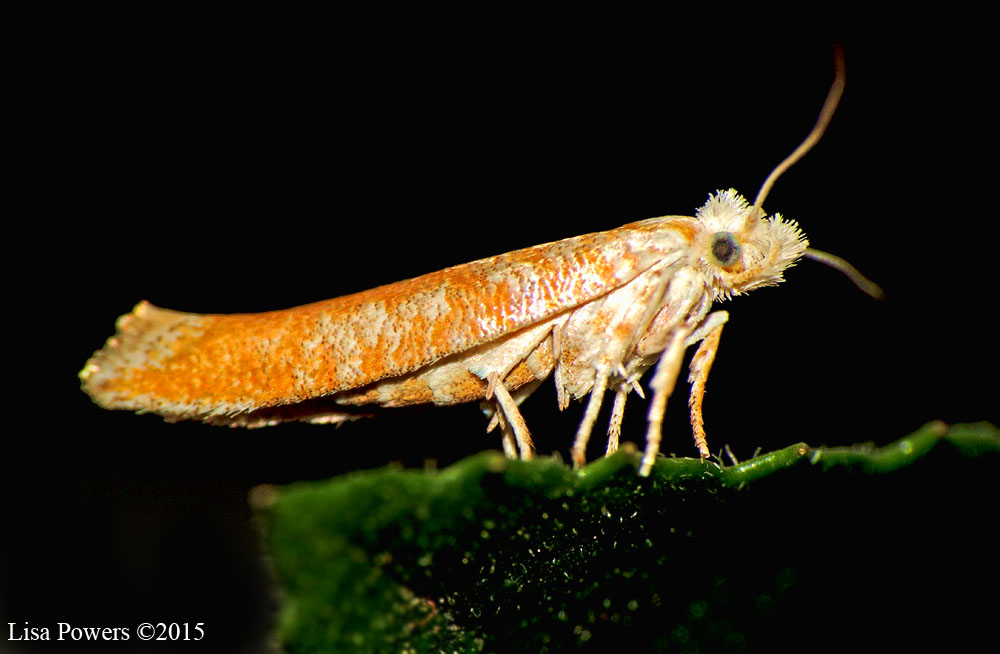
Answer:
56;623;130;641
8;622;51;641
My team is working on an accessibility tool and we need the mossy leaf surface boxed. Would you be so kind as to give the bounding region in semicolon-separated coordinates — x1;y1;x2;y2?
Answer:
260;422;999;652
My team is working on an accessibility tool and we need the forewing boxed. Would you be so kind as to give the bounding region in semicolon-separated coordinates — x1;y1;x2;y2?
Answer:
81;221;693;420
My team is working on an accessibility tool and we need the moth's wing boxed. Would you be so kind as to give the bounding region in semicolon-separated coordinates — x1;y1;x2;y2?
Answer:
80;219;694;421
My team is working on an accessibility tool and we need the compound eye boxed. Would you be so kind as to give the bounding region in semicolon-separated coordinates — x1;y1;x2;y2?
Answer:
709;232;741;267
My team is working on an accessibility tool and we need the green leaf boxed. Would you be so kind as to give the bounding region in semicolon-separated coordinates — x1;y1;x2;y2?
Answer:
257;422;999;652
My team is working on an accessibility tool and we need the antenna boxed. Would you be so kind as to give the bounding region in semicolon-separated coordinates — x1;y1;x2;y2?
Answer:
749;46;846;223
749;46;884;300
804;248;885;300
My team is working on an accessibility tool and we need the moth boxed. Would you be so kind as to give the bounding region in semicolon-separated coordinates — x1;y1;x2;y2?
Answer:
80;51;877;476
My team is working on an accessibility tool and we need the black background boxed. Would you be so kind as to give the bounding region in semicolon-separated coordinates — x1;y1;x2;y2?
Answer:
2;13;996;654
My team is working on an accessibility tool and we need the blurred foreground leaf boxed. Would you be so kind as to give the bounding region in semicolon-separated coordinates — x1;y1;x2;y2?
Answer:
257;422;999;652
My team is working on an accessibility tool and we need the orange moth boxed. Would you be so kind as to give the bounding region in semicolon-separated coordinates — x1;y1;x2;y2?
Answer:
80;50;876;476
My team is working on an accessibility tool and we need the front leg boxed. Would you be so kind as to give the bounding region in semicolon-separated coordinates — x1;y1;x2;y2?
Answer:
686;310;728;459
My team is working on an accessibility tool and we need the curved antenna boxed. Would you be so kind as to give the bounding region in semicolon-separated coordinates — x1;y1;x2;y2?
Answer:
804;248;885;300
748;45;846;224
742;47;883;301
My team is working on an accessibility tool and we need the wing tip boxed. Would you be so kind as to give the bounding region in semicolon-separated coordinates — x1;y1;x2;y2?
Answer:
79;301;192;406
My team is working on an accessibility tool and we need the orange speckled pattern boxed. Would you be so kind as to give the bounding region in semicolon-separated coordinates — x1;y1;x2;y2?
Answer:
80;220;696;421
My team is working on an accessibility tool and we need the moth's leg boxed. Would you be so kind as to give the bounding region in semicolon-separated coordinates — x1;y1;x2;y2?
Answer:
494;409;518;458
687;313;727;459
607;358;655;454
570;290;668;467
475;321;561;459
683;310;728;349
501;427;518;458
571;371;609;468
551;323;571;411
607;387;627;454
483;406;518;458
510;377;544;407
487;372;534;459
641;329;690;476
488;376;544;458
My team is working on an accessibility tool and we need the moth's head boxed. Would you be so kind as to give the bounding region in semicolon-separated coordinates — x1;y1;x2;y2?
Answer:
694;189;808;300
689;50;882;303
